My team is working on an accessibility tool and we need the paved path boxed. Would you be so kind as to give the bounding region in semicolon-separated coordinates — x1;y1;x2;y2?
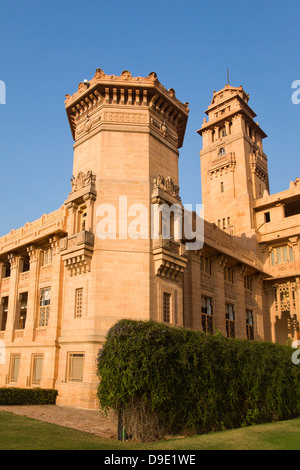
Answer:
0;405;117;439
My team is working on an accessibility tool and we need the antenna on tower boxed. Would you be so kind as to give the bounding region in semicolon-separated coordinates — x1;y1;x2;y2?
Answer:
227;68;230;85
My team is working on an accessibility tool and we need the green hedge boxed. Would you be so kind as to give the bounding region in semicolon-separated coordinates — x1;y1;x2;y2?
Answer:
0;388;58;406
97;320;300;437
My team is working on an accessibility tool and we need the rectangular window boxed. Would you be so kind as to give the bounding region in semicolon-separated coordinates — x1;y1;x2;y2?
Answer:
246;310;254;341
80;209;88;232
39;288;51;327
68;353;84;383
200;255;212;275
221;182;224;193
10;354;21;383
244;275;252;291
75;288;83;318
224;266;234;283
264;212;271;223
270;246;294;265
225;304;235;338
0;297;8;331
163;293;171;323
41;248;53;267
4;264;10;278
201;296;213;334
17;293;28;330
31;355;43;385
21;256;30;273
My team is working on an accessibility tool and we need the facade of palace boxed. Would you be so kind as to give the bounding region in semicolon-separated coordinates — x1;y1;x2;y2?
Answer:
0;70;299;409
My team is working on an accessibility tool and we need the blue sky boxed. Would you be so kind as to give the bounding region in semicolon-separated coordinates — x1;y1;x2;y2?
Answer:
0;0;299;237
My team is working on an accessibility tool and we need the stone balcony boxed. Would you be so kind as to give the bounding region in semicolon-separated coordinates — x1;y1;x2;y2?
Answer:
60;230;94;276
152;237;188;281
258;214;300;242
263;260;300;280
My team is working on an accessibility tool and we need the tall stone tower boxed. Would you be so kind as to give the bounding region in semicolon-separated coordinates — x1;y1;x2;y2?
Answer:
198;85;269;241
57;69;189;406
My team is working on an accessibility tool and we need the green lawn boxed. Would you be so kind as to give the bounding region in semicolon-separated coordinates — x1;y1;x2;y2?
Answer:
0;411;300;450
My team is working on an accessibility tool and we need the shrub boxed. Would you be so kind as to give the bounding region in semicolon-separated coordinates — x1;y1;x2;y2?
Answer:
0;388;58;406
97;320;300;441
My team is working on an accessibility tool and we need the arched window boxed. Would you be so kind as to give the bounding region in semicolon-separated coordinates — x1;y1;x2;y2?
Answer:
218;147;226;156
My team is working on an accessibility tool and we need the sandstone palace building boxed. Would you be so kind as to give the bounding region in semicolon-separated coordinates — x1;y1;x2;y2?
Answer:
0;70;299;409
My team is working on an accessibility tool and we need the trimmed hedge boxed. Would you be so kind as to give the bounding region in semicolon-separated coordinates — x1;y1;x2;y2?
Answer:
0;388;58;406
97;320;300;439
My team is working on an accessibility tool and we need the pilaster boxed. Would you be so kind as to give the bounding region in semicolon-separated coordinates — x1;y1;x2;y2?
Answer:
5;254;20;342
253;273;265;341
24;245;40;342
235;266;247;339
214;256;226;335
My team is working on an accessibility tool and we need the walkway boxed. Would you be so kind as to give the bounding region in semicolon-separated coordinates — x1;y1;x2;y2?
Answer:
0;405;117;439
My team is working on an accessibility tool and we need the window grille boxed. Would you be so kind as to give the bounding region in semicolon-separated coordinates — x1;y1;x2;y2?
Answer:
225;304;235;338
163;293;171;323
246;310;254;340
201;296;213;334
75;288;83;318
39;288;51;327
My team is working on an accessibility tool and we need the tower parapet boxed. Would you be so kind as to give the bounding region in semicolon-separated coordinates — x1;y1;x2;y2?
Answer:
65;69;189;150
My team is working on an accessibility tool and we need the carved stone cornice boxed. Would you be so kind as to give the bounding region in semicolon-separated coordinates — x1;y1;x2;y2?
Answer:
208;152;236;179
250;152;268;183
65;69;189;148
49;236;61;256
64;253;92;277
7;253;17;269
27;245;38;263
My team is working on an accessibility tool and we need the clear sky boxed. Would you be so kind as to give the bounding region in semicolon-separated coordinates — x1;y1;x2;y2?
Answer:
0;0;299;237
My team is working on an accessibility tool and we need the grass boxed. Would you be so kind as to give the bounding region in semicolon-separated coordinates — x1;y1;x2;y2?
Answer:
0;411;300;450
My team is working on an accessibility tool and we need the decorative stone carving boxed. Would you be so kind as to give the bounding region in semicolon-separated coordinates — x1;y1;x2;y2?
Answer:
49;236;61;256
292;177;300;187
103;111;147;123
71;171;96;193
208;153;236;179
153;175;180;199
121;70;132;79
7;254;17;270
94;68;105;79
250;152;268;183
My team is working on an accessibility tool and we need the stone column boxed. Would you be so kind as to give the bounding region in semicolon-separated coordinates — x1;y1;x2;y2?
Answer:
5;254;20;342
43;235;63;389
190;252;201;331
235;266;247;339
83;194;96;233
262;282;274;343
253;273;265;341
225;120;230;136
66;202;78;236
24;245;40;342
295;276;300;339
0;264;4;334
213;256;226;336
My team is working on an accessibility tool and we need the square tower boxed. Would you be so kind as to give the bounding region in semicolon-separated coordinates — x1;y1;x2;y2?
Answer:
198;85;269;239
